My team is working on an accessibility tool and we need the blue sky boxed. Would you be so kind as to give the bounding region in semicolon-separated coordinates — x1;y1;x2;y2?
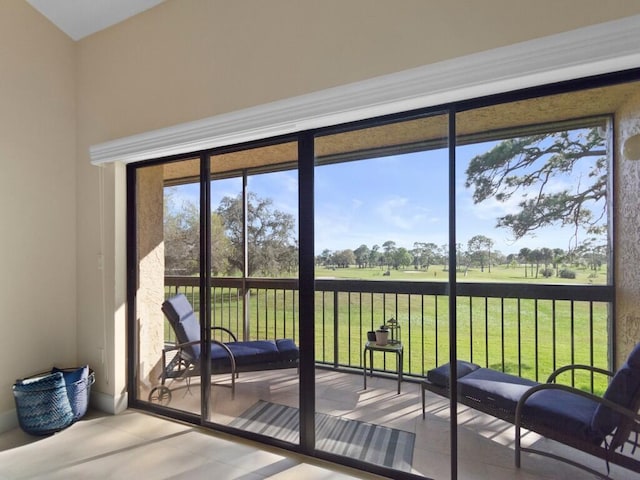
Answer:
171;136;607;257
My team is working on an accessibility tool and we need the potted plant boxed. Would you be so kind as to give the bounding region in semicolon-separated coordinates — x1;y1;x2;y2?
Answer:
375;324;389;345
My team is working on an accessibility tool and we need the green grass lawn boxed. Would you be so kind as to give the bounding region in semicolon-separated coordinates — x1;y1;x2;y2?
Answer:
316;263;608;284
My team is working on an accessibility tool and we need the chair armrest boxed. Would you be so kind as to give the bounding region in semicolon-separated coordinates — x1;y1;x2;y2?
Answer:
162;339;199;353
211;326;238;342
546;364;614;383
161;339;238;378
515;382;640;428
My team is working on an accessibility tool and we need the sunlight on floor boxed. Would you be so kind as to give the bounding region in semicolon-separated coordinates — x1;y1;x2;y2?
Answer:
3;370;639;479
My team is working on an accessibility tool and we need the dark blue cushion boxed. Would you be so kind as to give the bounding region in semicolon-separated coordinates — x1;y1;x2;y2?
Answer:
591;343;640;437
211;339;299;369
162;294;201;361
275;339;299;361
52;365;88;385
427;360;481;387
458;368;537;411
52;365;90;420
524;389;601;443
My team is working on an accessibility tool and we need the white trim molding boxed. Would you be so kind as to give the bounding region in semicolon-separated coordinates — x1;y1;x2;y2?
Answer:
90;14;640;165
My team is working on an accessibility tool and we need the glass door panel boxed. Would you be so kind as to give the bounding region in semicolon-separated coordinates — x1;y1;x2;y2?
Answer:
452;88;616;478
205;142;300;444
313;113;450;476
135;157;202;417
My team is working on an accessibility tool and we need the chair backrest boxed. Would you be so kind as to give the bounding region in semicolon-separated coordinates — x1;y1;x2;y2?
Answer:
590;343;640;444
161;294;202;362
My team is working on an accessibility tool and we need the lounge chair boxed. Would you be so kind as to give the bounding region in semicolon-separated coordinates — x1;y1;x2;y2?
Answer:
149;293;299;404
421;344;640;478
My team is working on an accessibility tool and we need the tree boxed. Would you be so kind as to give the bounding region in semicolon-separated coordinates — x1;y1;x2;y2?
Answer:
392;247;413;270
530;249;542;278
354;244;370;268
412;242;439;270
552;248;565;276
217;192;297;276
164;197;200;275
539;247;553;271
465;127;607;249
333;249;355;268
164;190;232;276
317;249;333;266
518;247;531;278
382;240;397;270
467;235;494;273
368;244;381;269
210;213;233;275
439;244;449;270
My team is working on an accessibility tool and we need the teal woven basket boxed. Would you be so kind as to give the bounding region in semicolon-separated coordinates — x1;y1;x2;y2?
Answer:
13;366;94;436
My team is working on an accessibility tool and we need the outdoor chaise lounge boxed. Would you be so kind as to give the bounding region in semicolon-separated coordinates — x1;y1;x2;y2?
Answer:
421;344;640;478
149;293;299;404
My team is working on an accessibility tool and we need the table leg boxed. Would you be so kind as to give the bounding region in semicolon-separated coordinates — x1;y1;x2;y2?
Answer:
397;350;403;394
400;350;403;385
363;347;367;389
370;349;373;378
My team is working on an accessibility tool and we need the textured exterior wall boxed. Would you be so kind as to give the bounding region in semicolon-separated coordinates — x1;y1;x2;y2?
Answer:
136;166;165;388
615;91;640;367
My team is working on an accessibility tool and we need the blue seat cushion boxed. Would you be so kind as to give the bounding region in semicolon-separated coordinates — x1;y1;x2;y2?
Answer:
427;360;481;387
52;365;90;420
52;365;88;386
162;294;202;361
211;338;299;369
523;388;602;444
457;368;538;411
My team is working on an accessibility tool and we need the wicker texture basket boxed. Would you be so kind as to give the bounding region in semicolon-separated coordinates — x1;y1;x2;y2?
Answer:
13;366;94;435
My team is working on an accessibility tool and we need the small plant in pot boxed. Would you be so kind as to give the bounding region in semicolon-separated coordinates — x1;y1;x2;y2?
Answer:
375;324;389;345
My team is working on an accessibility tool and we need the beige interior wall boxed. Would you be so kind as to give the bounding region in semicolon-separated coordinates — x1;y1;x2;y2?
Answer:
2;0;637;429
0;2;76;419
71;1;640;407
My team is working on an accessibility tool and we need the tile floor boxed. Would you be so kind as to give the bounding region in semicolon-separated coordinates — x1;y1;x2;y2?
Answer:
0;409;383;480
3;369;639;479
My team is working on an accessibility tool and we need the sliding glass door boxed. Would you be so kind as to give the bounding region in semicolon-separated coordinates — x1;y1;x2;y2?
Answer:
312;112;451;476
133;156;203;417
127;76;635;480
204;141;301;439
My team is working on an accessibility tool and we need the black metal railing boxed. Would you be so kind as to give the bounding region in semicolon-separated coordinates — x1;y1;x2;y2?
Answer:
164;276;613;394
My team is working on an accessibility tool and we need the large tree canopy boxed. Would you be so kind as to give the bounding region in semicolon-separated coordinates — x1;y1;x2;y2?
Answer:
465;127;607;248
164;191;232;275
164;189;297;277
217;192;297;276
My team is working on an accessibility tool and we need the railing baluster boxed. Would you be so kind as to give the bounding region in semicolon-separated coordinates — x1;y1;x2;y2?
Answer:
434;294;439;368
484;297;489;369
571;300;575;387
347;291;352;369
469;296;474;364
517;298;522;378
333;290;339;368
552;299;557;373
590;301;595;392
500;298;505;372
